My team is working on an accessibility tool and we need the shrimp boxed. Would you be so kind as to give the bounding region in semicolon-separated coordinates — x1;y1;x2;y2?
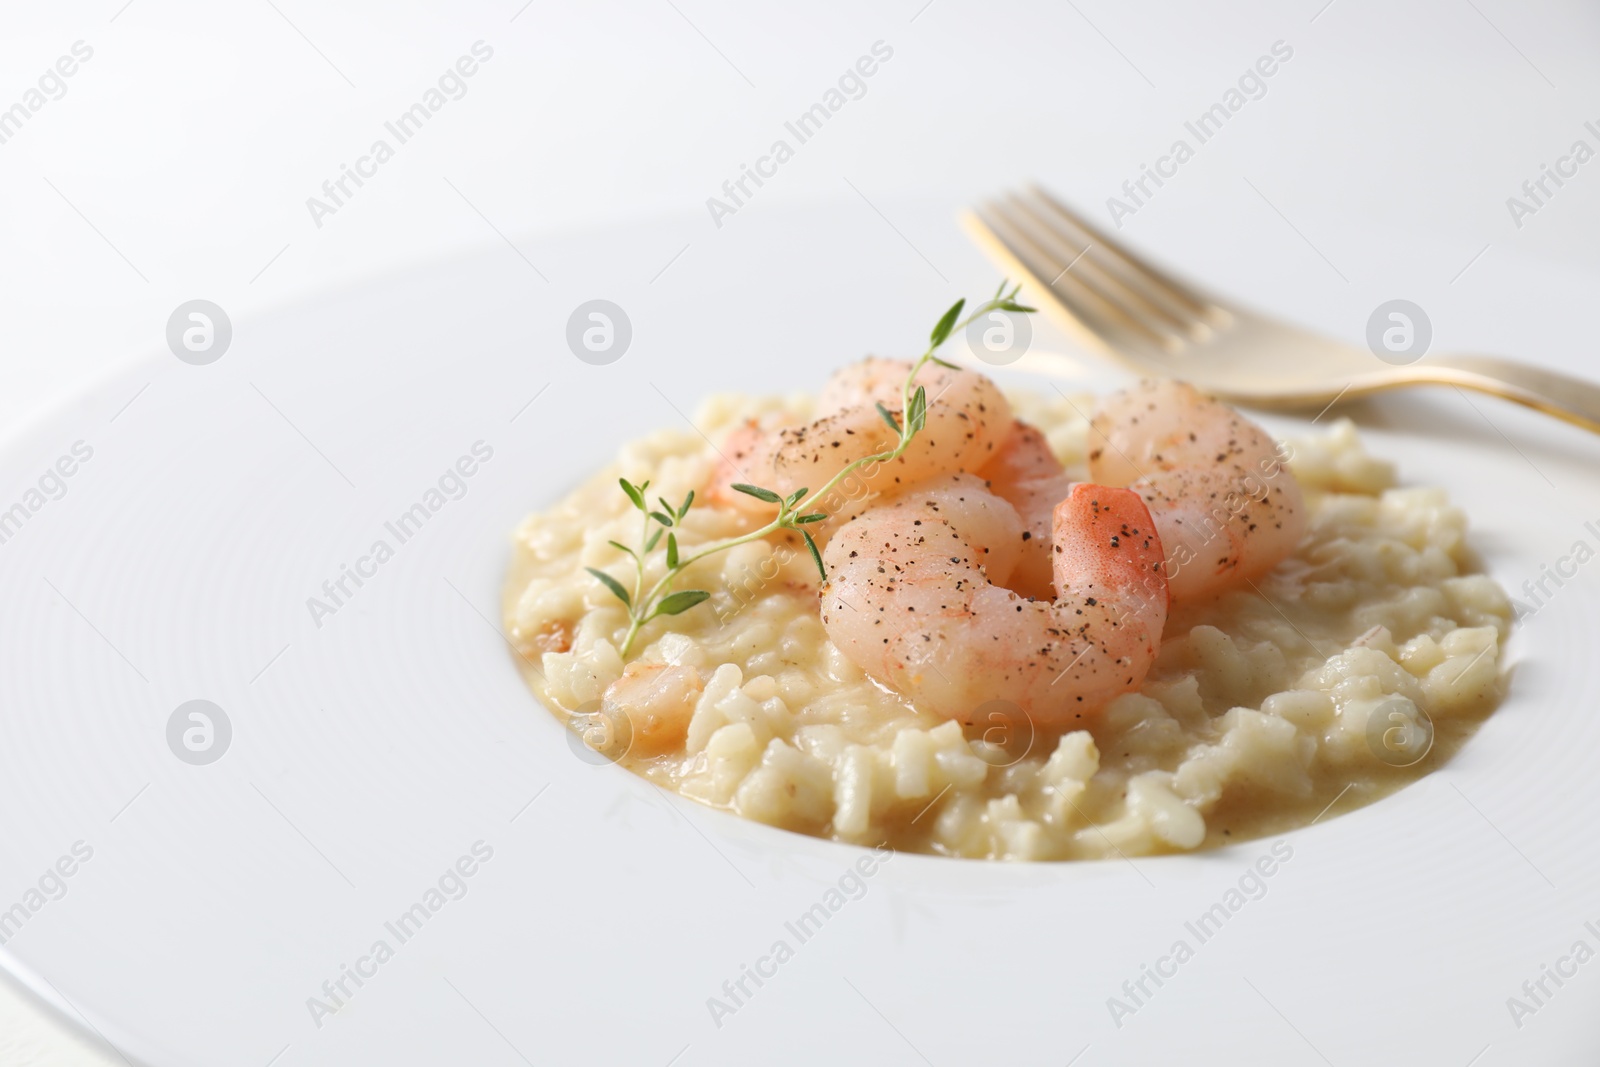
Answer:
1088;379;1305;601
820;473;1167;725
707;419;773;501
974;420;1075;601
596;661;704;758
706;358;1012;517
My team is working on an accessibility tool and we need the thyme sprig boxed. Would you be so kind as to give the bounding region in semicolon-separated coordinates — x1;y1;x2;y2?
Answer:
590;282;1035;656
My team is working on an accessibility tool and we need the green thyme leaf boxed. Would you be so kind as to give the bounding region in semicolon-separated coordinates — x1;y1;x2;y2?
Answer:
929;298;966;348
666;532;679;569
731;483;782;504
784;487;809;508
801;529;826;580
650;510;674;527
678;490;695;519
655;589;711;616
930;355;960;370
907;385;928;436
607;540;637;558
999;301;1037;313
794;512;828;524
875;401;900;433
585;567;632;608
643;527;664;553
619;479;647;512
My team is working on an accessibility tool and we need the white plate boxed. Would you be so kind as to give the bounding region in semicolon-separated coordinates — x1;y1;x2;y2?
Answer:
3;198;1600;1067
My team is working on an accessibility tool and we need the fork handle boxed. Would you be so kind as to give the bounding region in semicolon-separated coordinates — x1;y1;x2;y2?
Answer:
1422;354;1600;435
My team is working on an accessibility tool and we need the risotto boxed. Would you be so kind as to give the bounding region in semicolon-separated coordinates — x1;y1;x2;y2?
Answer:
503;386;1511;861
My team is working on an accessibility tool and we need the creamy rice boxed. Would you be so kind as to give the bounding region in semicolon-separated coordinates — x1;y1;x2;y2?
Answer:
503;387;1511;860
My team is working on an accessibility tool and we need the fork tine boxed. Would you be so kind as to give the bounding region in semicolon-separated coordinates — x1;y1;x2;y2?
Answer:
971;199;1178;353
1000;191;1204;341
1024;185;1221;324
987;198;1188;349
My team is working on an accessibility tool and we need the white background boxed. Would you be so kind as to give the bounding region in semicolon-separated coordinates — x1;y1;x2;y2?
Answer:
2;0;1599;1060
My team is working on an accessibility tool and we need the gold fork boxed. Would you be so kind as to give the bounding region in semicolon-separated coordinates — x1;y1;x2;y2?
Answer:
964;185;1600;432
